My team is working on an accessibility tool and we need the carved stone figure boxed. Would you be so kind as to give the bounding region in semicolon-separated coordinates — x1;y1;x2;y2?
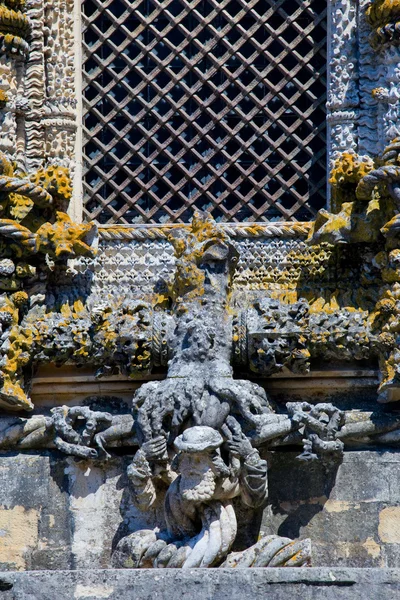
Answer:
4;0;400;584
113;424;311;569
132;212;298;450
108;213;359;569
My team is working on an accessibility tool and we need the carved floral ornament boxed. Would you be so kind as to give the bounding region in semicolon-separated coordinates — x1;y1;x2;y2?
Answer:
2;0;400;572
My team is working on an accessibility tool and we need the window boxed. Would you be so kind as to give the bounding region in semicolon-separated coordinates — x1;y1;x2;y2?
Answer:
82;0;327;223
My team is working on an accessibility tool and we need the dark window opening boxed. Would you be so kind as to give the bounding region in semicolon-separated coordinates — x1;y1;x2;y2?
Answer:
82;0;327;224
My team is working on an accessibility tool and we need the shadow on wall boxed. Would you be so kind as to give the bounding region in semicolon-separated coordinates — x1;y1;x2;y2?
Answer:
264;450;342;539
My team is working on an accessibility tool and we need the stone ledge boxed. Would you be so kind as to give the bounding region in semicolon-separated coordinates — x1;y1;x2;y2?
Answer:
1;568;400;600
30;364;379;407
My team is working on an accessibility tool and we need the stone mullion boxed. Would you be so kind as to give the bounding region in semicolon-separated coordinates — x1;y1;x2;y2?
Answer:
326;0;360;186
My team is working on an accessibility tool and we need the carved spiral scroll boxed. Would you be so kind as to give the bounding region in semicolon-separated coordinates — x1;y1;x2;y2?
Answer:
0;219;37;250
0;176;53;207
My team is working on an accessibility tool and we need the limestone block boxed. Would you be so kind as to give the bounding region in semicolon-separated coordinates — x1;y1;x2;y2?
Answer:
264;450;400;567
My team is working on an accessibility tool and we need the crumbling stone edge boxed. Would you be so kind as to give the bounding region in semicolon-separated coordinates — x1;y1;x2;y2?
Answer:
1;568;400;599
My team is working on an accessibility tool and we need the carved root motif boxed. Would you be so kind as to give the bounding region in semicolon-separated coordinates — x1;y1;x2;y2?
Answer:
134;376;275;446
51;406;113;459
113;523;311;569
287;402;345;461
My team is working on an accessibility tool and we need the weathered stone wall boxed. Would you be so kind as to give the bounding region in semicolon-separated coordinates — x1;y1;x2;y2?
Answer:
0;454;128;571
1;449;400;571
264;450;400;568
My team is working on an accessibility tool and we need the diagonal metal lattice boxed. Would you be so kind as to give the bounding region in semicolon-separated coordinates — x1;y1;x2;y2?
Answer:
82;0;327;224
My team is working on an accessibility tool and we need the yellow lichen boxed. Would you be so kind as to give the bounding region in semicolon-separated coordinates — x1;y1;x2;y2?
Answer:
308;147;397;246
11;291;28;308
329;152;375;212
8;193;34;222
0;89;8;106
168;211;232;302
366;0;400;29
0;4;30;38
29;166;72;207
0;294;34;411
365;0;400;47
36;212;97;259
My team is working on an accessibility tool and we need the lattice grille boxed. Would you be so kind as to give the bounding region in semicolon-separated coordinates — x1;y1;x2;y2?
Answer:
82;0;327;223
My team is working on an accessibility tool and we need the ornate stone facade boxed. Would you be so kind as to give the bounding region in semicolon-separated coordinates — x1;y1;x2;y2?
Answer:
3;0;400;596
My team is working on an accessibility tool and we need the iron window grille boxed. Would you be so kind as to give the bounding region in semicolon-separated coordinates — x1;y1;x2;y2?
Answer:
82;0;327;224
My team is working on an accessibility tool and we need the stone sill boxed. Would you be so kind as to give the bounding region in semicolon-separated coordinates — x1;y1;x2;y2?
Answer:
30;364;380;407
1;568;400;599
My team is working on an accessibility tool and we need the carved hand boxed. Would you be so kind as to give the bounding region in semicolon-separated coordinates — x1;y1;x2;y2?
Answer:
223;415;254;459
227;434;255;459
141;435;168;461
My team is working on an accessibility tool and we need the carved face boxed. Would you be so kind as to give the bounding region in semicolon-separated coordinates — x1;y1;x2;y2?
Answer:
178;448;228;503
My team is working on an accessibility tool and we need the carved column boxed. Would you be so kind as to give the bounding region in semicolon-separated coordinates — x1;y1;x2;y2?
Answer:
327;0;359;169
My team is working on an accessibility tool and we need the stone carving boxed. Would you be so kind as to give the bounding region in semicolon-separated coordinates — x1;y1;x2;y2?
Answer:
113;425;311;569
0;211;329;412
103;199;400;568
0;291;157;411
5;211;393;570
2;0;400;579
286;403;345;462
307;150;379;245
327;0;359;161
366;0;400;48
4;402;400;455
0;0;32;168
0;403;135;453
307;139;400;250
306;139;400;398
1;193;399;415
362;0;400;156
0;0;30;57
358;4;382;159
24;0;45;170
0;156;95;258
50;406;114;459
109;213;357;569
246;298;310;376
0;156;97;409
309;309;373;362
0;0;78;182
128;214;288;449
43;0;76;167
